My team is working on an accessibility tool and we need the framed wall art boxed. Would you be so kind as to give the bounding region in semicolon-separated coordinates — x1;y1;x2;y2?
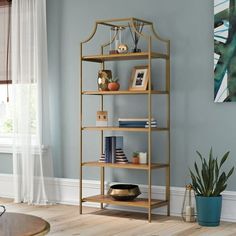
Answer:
214;0;236;102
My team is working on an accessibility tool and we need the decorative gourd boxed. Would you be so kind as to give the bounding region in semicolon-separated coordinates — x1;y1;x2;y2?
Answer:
108;77;120;91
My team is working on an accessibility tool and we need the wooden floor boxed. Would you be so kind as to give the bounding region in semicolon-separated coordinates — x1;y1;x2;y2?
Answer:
1;198;236;236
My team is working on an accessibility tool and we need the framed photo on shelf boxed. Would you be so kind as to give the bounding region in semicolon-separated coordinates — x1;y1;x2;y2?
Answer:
129;65;149;91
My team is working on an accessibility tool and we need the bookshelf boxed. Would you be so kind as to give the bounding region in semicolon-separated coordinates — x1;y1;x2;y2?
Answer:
82;126;169;132
81;51;169;62
82;162;169;170
80;17;170;222
82;90;169;95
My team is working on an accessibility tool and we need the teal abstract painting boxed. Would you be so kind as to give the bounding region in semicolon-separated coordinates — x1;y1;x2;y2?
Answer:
214;0;236;102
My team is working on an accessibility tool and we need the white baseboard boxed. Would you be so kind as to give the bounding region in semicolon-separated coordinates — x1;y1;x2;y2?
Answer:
0;174;235;222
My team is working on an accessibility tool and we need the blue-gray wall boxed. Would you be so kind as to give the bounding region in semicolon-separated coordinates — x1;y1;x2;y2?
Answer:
46;0;236;190
1;0;236;190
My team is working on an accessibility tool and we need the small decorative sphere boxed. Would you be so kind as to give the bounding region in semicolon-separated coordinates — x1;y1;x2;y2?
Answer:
118;44;128;54
108;82;120;91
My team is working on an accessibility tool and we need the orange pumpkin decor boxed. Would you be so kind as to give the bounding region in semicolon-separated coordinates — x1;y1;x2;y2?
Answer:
108;77;120;91
108;82;120;91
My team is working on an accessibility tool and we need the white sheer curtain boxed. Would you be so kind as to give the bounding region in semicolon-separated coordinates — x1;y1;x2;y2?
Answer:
11;0;53;204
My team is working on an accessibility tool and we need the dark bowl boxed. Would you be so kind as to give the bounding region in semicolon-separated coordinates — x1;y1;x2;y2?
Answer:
108;184;141;201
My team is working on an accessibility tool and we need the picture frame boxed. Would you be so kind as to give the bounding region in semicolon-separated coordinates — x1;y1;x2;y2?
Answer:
129;65;149;91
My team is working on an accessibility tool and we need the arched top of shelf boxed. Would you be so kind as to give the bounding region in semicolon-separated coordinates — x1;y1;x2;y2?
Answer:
81;17;170;60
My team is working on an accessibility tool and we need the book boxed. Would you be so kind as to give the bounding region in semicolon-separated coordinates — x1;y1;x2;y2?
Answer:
104;136;124;163
111;137;116;163
118;119;157;128
146;121;157;124
119;122;157;126
119;123;157;128
119;120;156;123
119;121;148;125
105;137;112;163
145;124;157;128
118;118;155;122
119;124;147;128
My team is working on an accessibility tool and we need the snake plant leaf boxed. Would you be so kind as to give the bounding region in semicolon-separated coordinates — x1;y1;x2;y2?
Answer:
194;162;204;189
190;149;234;197
194;162;205;193
218;172;226;184
227;167;234;180
209;147;213;166
194;162;200;177
220;184;227;194
190;169;201;195
207;150;214;192
190;169;197;185
214;180;227;196
215;157;219;181
207;159;215;196
196;176;205;194
203;158;209;170
220;151;230;168
201;170;208;195
214;172;227;196
202;158;209;191
215;184;227;196
196;150;203;162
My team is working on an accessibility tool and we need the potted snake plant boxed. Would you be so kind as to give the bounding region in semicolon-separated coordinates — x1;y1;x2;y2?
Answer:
189;148;234;226
108;77;120;91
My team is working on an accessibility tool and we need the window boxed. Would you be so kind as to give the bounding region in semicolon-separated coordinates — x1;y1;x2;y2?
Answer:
0;84;38;151
0;85;12;151
0;85;12;150
0;85;12;134
0;1;12;150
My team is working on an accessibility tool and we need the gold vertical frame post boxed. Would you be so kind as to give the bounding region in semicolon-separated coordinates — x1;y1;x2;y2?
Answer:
100;94;104;209
150;22;171;218
148;36;152;222
79;22;99;215
79;42;83;214
130;18;153;222
166;40;171;216
100;46;105;209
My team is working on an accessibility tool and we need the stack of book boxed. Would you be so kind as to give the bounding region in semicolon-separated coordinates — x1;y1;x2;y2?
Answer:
99;136;128;164
118;118;157;128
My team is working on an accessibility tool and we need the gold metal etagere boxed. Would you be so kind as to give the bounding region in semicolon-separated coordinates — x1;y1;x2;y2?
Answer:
79;17;170;222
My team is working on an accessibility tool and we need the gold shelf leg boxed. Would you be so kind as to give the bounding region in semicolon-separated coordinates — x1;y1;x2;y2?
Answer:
80;43;83;215
148;36;152;223
166;166;170;216
166;42;171;216
79;166;83;214
100;167;104;209
148;206;152;223
100;60;105;209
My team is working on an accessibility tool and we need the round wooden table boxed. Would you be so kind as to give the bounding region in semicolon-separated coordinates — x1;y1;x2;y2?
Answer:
0;212;50;236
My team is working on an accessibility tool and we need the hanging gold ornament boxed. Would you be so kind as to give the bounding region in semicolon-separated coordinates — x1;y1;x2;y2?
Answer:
117;44;128;54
